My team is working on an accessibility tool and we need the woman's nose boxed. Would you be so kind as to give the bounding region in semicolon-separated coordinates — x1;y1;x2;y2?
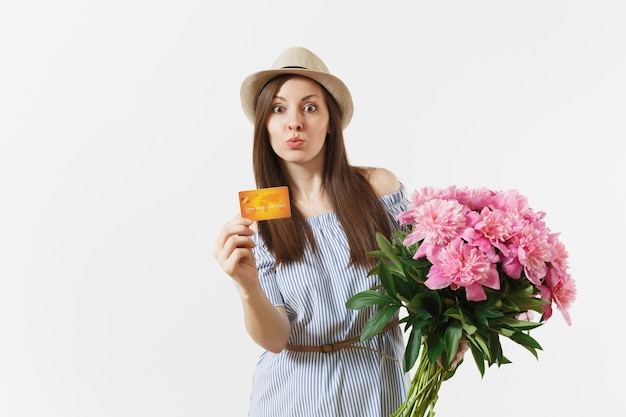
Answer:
287;112;303;130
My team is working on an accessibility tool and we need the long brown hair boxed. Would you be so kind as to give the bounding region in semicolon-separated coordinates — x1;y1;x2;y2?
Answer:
252;75;391;267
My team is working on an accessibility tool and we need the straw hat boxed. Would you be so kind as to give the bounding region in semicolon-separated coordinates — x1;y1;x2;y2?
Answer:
240;47;354;129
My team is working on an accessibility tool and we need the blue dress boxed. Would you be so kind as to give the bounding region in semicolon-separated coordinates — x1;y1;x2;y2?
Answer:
247;186;410;417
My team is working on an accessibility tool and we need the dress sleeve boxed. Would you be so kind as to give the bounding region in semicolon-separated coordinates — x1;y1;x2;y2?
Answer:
379;184;411;231
250;233;285;307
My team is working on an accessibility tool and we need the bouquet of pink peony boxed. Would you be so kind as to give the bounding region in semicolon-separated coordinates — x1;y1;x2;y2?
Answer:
346;186;576;417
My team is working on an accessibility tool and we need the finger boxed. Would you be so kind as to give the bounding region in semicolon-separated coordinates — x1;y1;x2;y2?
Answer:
216;234;256;265
221;218;254;240
221;246;256;276
213;219;255;258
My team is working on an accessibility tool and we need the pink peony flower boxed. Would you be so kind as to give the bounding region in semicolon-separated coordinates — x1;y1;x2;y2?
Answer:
401;198;469;259
502;223;553;285
424;237;500;301
348;185;577;417
398;186;574;323
543;268;577;325
453;187;495;211
472;207;516;244
408;186;451;207
548;234;570;275
464;207;515;260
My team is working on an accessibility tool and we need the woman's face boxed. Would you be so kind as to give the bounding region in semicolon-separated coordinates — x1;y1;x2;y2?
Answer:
266;76;330;167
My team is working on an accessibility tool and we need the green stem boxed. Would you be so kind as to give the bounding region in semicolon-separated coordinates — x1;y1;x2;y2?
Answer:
391;347;445;417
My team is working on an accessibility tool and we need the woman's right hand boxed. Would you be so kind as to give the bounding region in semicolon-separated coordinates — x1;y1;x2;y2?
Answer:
213;215;259;290
213;215;291;352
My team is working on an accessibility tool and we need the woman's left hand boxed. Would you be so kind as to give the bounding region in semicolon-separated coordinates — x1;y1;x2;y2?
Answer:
438;339;470;371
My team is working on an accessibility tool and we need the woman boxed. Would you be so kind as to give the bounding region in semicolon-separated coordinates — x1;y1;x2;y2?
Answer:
214;47;411;416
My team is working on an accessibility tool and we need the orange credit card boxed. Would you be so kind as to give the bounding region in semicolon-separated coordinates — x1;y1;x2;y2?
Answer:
239;186;291;221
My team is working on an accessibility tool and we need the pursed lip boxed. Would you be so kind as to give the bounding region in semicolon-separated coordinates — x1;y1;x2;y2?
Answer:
286;136;304;148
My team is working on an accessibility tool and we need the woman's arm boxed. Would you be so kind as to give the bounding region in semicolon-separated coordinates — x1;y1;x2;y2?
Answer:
213;215;291;353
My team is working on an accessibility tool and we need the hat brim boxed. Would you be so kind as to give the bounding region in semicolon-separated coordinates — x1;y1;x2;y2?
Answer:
240;68;354;130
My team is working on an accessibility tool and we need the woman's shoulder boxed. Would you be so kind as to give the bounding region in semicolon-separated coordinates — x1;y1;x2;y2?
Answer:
359;166;402;197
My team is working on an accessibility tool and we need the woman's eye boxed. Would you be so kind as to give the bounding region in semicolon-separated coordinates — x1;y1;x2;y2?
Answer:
303;104;317;112
272;105;285;113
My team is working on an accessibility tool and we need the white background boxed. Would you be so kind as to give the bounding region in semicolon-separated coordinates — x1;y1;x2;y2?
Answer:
1;1;625;416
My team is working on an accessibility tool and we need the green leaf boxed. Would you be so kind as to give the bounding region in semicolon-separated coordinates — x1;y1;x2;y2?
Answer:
426;332;445;365
375;232;403;270
391;228;410;246
394;279;420;303
511;297;549;314
494;326;515;337
377;261;397;300
407;291;442;316
403;328;422;372
468;341;486;377
462;323;478;336
360;305;399;341
521;346;540;360
345;290;397;310
366;263;380;277
366;249;386;260
477;305;504;318
471;333;491;362
487;334;504;366
499;355;512;365
443;307;464;321
443;321;463;369
509;331;543;350
501;297;520;311
497;317;544;331
409;317;431;332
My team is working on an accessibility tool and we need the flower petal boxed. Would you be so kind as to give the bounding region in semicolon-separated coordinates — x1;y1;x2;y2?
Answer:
465;283;487;301
424;266;451;290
